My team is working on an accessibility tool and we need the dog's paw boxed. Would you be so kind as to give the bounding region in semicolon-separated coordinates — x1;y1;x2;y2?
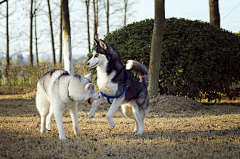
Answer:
74;129;81;136
134;132;143;135
40;128;46;134
134;128;139;133
88;111;95;118
59;136;68;141
109;122;115;129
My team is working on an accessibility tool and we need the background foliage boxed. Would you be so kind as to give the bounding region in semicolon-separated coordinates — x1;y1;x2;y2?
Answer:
0;62;88;88
103;18;240;101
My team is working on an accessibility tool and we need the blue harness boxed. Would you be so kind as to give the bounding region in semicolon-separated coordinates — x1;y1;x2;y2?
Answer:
100;87;128;104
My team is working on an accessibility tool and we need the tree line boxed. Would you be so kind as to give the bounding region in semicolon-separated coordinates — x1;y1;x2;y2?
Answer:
0;0;222;96
0;0;136;67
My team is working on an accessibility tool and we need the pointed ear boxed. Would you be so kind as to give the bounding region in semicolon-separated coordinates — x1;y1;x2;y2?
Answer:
99;39;108;50
94;39;99;45
84;73;91;79
85;83;93;91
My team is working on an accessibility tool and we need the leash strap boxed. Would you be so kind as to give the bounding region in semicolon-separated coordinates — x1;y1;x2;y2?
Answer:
100;87;128;104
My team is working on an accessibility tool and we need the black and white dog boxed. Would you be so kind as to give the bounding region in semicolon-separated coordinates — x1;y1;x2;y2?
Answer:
87;39;150;135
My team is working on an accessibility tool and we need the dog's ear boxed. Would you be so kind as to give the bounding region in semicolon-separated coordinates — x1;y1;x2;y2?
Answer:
99;39;108;50
94;39;99;45
84;73;91;79
85;83;93;91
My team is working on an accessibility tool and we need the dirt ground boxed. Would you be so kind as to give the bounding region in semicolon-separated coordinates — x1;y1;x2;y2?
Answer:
0;86;240;158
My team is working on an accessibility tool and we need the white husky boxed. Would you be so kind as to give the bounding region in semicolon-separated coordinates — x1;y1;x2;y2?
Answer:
36;69;100;140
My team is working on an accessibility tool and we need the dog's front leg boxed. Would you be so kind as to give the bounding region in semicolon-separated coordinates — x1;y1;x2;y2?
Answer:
53;108;67;140
106;97;124;129
89;95;104;118
69;102;81;136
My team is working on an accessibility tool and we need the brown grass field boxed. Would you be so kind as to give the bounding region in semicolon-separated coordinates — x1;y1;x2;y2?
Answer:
0;86;240;158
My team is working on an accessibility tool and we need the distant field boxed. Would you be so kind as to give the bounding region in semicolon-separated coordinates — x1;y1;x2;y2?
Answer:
0;95;240;158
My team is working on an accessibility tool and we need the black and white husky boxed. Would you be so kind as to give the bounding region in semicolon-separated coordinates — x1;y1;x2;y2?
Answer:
87;39;150;135
36;69;100;140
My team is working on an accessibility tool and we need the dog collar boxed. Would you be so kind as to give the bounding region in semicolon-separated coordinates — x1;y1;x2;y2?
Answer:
100;87;128;104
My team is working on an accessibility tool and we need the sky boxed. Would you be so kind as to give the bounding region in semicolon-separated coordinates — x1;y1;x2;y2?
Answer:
0;0;240;61
134;0;240;33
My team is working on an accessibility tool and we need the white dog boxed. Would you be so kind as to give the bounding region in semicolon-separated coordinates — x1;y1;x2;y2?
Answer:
36;69;99;140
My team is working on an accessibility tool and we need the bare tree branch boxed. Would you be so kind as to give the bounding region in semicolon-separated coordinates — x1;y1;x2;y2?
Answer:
0;0;7;5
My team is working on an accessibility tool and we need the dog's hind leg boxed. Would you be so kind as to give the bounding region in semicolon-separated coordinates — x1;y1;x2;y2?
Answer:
132;105;145;135
46;105;54;131
69;102;81;136
89;95;104;118
121;103;139;133
36;90;49;134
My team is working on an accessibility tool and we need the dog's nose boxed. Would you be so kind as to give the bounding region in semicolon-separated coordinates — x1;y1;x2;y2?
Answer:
86;62;89;65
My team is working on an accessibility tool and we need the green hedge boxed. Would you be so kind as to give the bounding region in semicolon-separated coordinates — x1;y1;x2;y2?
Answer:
103;18;240;101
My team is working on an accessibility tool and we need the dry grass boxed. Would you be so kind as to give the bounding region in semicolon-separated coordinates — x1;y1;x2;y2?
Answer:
0;93;240;158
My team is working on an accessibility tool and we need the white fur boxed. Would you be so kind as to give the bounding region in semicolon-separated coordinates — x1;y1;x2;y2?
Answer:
36;70;99;140
125;60;134;70
88;51;118;96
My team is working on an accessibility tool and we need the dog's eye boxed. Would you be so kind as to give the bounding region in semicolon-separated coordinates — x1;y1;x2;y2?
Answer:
94;54;99;58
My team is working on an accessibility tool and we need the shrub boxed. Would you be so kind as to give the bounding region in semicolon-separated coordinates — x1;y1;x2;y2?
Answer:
0;62;88;88
103;18;240;101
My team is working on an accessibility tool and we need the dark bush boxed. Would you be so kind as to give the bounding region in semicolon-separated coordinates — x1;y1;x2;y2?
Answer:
103;18;240;101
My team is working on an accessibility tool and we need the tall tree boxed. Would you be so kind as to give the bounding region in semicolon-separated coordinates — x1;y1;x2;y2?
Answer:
104;0;109;33
123;0;128;26
85;0;91;54
209;0;220;27
47;0;56;65
29;0;34;66
123;0;137;26
5;0;9;67
4;0;9;85
59;0;63;65
93;0;98;40
34;0;39;66
149;0;165;96
62;0;73;74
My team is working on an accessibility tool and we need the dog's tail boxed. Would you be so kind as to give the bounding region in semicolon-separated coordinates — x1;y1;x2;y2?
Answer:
47;69;67;102
126;60;150;87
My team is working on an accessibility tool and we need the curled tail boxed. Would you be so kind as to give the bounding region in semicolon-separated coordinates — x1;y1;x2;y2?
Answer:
126;60;150;87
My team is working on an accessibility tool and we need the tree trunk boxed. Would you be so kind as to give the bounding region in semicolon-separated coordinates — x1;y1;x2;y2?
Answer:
106;0;109;33
47;0;56;66
35;0;39;66
5;0;9;66
5;0;9;85
29;0;33;66
123;0;127;26
93;0;98;40
62;0;73;74
59;0;63;65
85;0;91;54
149;0;165;97
209;0;220;27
